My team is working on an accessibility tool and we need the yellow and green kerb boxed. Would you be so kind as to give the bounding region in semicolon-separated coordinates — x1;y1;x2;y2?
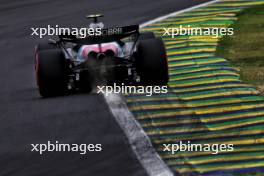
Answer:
126;0;264;175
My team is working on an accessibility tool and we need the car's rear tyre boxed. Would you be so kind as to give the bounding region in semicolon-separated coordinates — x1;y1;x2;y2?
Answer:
36;49;67;97
35;43;57;52
79;71;93;93
34;43;58;70
136;38;169;85
139;32;155;40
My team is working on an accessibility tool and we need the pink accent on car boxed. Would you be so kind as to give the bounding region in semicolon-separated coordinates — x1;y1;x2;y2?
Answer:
81;42;119;58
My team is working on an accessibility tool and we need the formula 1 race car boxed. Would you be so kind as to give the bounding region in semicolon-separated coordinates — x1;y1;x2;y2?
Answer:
34;14;168;97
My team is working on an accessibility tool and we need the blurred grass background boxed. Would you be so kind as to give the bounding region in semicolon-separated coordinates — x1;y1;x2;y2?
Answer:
216;5;264;95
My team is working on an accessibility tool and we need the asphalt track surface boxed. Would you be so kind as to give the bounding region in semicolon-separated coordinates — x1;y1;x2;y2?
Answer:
0;0;212;175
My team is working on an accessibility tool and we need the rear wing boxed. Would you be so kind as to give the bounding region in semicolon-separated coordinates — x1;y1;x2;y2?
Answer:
59;25;139;44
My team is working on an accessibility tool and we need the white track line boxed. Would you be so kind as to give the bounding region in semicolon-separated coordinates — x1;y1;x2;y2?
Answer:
104;94;173;176
104;1;219;176
140;0;219;28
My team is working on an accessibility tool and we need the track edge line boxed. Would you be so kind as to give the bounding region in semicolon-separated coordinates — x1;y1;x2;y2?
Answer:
103;93;174;176
140;0;219;28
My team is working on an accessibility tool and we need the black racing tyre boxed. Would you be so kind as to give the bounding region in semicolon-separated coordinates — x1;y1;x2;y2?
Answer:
136;38;169;85
35;43;58;52
79;70;93;92
36;49;67;97
34;43;58;71
138;32;155;40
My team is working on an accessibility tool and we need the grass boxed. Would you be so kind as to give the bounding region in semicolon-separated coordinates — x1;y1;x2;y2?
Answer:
216;5;264;94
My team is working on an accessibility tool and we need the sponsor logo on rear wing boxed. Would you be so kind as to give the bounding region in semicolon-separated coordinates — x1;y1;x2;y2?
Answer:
101;25;139;36
59;25;139;44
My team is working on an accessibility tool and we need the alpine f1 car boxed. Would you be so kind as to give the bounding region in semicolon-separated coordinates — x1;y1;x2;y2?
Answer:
34;14;169;97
